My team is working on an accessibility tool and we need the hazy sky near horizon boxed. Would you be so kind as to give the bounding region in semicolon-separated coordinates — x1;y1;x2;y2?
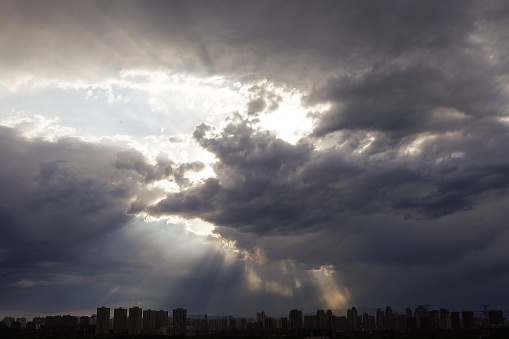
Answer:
2;0;509;318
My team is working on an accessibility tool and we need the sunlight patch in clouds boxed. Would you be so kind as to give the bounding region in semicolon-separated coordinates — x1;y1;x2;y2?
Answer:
185;219;216;236
0;113;76;141
402;134;433;156
245;266;294;297
311;266;351;310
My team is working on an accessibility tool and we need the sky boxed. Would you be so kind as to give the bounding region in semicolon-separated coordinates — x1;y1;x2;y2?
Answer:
1;0;509;319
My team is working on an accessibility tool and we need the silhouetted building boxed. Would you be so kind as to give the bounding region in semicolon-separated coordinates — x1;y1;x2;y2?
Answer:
347;307;358;331
143;309;157;334
219;317;228;331
451;312;460;329
129;306;142;334
113;307;127;334
338;316;347;332
17;317;26;328
79;316;89;326
430;310;439;329
96;307;110;335
208;318;218;332
398;314;407;330
304;315;317;329
461;310;474;329
385;306;394;330
489;310;504;325
289;309;303;331
393;312;399;330
414;305;428;328
439;309;451;329
263;317;273;331
44;315;78;335
325;309;332;330
376;308;384;330
279;317;288;331
173;308;187;335
316;309;325;329
156;310;169;333
256;311;266;329
404;308;414;329
362;312;375;330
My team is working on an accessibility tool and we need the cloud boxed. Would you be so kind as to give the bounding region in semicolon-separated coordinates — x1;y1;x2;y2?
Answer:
3;0;509;316
143;108;509;309
0;1;487;88
12;279;53;288
307;60;507;138
0;127;146;263
150;115;509;233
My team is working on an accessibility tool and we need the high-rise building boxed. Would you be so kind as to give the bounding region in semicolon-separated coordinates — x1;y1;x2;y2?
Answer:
385;306;394;330
237;317;246;331
430;310;439;329
398;314;407;330
338;316;347;332
439;309;451;329
173;308;187;335
289;309;303;332
218;317;228;331
362;312;373;330
376;308;385;330
156;310;169;333
113;307;127;334
405;308;414;329
450;312;460;329
263;317;273;330
128;306;142;334
317;309;325;329
279;317;288;331
462;310;475;329
304;315;317;329
95;306;110;335
208;318;218;332
349;307;358;331
256;311;266;329
325;309;332;330
367;314;376;331
414;305;428;329
489;310;504;325
143;309;157;334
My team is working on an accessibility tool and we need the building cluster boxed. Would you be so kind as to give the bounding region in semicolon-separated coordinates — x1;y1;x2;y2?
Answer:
1;305;506;336
249;306;506;334
0;307;188;336
285;306;506;332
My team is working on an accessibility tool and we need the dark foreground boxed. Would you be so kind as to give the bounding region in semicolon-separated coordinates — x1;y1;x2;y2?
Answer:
2;327;509;339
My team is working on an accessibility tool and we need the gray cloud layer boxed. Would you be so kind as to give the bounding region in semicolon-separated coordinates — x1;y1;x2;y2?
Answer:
4;1;505;86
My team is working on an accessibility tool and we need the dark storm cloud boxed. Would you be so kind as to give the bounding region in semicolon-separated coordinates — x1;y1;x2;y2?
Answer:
145;110;509;307
1;0;493;87
149;115;509;232
307;59;507;139
0;127;144;268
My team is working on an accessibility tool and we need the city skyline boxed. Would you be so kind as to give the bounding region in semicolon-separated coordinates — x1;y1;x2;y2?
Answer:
2;303;508;324
2;303;507;335
2;0;509;319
